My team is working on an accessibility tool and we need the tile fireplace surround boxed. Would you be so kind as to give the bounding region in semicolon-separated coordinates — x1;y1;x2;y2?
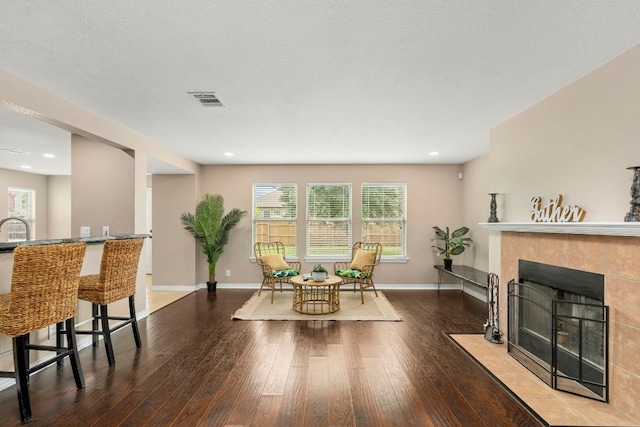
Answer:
488;225;640;424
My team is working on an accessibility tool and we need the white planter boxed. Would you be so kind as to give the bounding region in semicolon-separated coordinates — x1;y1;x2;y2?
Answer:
311;271;327;281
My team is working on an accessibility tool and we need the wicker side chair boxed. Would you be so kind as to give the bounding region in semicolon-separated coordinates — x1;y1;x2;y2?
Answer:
334;242;383;304
254;241;300;303
71;238;144;366
0;242;87;423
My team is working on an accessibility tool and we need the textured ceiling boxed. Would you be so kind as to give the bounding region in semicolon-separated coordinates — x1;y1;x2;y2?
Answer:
1;1;640;175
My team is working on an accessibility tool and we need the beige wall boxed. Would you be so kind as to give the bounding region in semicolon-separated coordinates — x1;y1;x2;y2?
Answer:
71;135;135;237
193;164;465;286
461;153;491;270
489;45;640;224
152;173;199;287
47;175;71;238
0;168;48;240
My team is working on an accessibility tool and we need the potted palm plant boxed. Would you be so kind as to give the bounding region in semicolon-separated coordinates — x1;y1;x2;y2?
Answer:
180;193;247;291
431;226;473;271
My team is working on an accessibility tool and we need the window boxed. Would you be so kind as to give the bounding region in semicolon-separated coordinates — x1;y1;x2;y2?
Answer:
253;184;297;255
7;186;35;241
306;183;351;257
362;183;406;258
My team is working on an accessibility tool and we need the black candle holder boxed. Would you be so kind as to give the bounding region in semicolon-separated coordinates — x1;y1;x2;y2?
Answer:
625;166;640;222
488;193;499;223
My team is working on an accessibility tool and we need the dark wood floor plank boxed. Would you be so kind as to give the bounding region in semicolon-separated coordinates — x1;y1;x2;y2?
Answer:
348;366;382;427
0;289;544;427
252;394;283;427
179;322;270;426
141;320;255;426
362;356;411;426
303;356;329;426
262;327;296;396
224;341;280;426
327;343;356;427
377;332;437;427
276;365;308;426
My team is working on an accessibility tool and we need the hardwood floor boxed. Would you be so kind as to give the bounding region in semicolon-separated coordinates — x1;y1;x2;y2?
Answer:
0;289;544;426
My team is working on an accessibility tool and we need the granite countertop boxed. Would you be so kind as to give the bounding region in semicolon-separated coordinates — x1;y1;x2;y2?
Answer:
0;234;150;253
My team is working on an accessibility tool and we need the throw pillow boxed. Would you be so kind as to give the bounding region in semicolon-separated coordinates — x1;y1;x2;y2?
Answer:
350;249;376;270
261;254;290;270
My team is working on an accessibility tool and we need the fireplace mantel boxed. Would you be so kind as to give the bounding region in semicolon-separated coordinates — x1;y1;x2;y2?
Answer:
480;222;640;237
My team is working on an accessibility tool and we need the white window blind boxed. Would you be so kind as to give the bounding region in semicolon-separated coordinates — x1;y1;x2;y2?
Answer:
306;183;351;257
7;186;35;241
361;183;406;257
252;184;297;255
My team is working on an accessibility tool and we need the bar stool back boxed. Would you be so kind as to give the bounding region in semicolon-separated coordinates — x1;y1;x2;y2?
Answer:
0;242;87;423
74;238;144;366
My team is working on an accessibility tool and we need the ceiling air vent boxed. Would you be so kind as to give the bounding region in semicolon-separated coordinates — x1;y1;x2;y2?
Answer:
188;92;225;107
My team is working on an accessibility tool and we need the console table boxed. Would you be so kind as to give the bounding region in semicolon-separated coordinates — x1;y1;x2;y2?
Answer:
434;264;489;293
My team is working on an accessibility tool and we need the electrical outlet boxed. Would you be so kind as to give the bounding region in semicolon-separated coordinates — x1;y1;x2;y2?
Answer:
225;270;231;277
48;324;56;339
80;226;91;237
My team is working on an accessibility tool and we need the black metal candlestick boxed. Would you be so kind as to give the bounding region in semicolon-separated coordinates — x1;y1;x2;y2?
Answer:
625;166;640;222
488;193;499;223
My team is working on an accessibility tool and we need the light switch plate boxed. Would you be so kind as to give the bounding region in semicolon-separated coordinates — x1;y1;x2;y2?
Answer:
103;226;110;236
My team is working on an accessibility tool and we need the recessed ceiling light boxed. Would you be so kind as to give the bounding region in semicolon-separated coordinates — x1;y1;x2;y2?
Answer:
224;152;234;157
43;153;56;158
21;165;31;169
429;151;439;156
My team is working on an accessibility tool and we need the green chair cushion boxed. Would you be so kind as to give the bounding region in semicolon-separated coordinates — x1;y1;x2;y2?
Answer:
273;269;299;277
336;268;366;279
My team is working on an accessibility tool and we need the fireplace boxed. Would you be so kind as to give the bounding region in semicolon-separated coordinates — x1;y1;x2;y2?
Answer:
508;260;609;401
484;227;640;421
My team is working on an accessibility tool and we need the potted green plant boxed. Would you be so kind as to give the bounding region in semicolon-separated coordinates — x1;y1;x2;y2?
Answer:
311;264;328;281
431;226;473;271
180;193;247;291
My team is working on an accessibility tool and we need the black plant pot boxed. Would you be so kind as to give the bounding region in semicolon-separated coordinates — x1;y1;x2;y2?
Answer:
444;259;453;271
207;281;217;292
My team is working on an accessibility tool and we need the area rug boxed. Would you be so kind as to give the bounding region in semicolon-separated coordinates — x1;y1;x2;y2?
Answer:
231;290;402;321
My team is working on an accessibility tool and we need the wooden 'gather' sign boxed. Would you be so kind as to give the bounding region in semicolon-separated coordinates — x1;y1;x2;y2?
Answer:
530;195;586;222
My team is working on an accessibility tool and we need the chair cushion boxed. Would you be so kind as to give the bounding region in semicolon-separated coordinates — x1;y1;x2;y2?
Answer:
273;269;299;277
336;268;362;279
350;249;376;270
261;254;290;270
336;268;373;279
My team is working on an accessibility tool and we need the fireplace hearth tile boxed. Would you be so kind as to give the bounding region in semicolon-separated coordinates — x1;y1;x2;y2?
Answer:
451;334;640;426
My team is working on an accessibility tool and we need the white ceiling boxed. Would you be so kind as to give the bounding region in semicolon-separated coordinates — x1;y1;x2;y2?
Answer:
1;1;640;175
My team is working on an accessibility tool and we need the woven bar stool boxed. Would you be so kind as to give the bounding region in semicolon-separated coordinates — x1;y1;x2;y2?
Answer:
0;242;87;423
71;238;144;366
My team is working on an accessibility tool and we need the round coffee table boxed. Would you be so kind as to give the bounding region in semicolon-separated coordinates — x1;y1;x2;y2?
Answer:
290;274;342;314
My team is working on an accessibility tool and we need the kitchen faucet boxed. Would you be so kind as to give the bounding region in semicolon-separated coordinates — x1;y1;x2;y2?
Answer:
0;216;31;241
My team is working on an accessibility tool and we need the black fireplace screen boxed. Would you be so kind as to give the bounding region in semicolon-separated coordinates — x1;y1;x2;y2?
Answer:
508;279;609;402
